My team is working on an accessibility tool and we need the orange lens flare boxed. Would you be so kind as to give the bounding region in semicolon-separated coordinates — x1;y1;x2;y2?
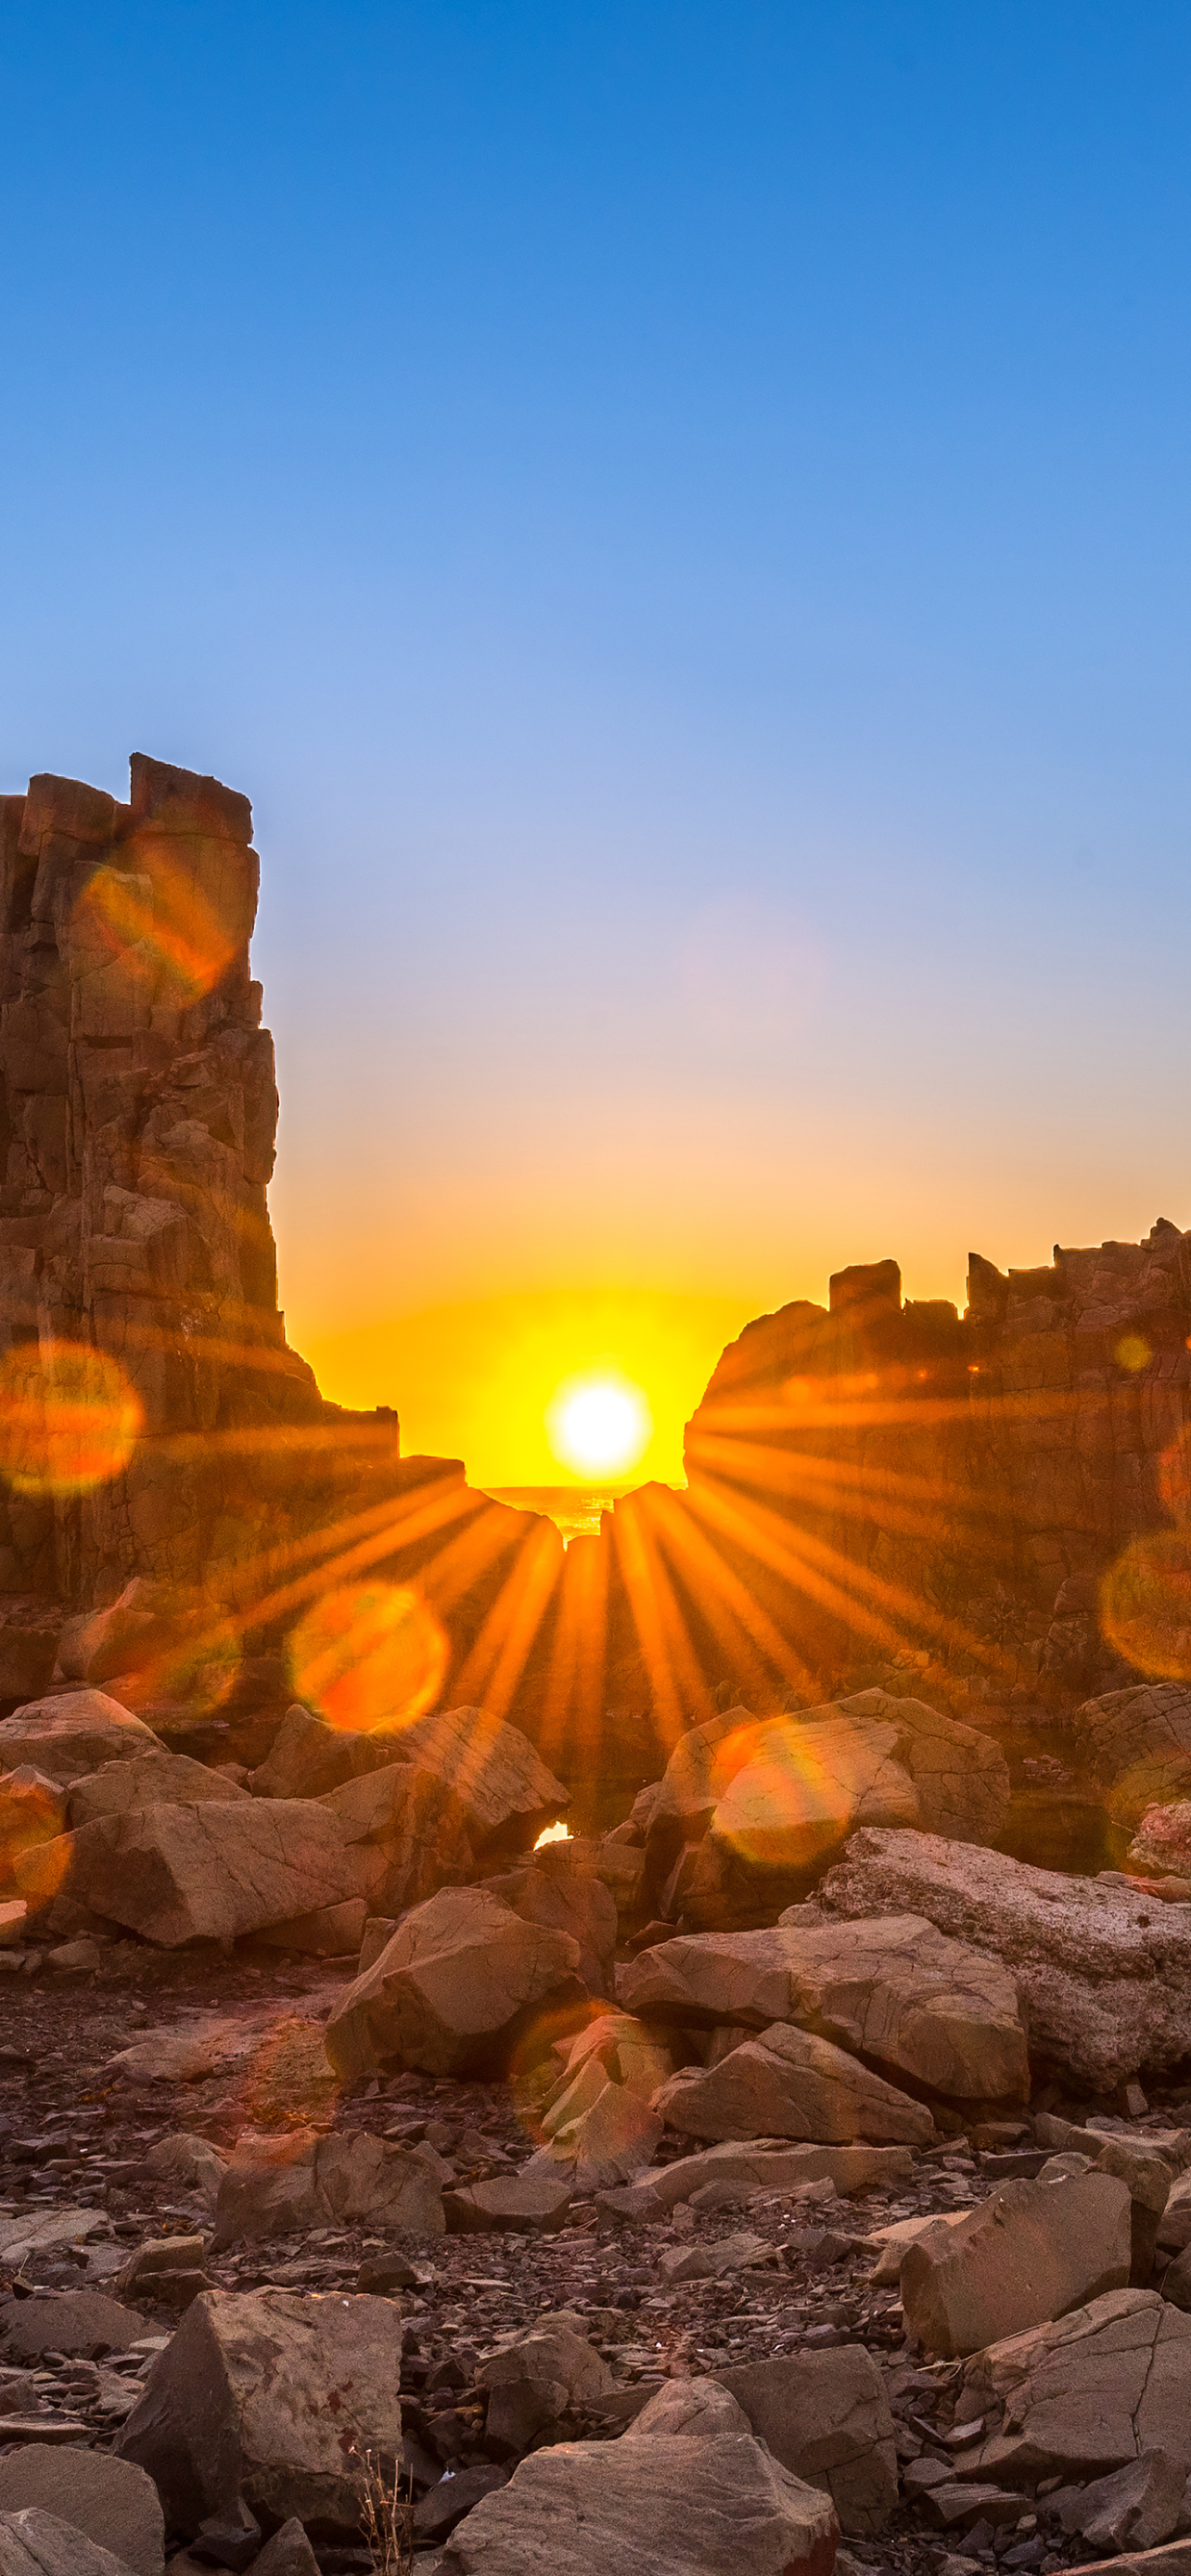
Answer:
75;854;242;1003
1100;1530;1191;1682
288;1582;447;1735
0;1341;142;1496
0;1778;68;1907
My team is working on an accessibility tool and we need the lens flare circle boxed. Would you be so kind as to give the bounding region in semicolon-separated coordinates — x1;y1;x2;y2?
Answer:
545;1371;652;1478
1;1775;68;1912
0;1341;142;1496
74;853;243;1004
289;1581;447;1735
1101;1529;1191;1682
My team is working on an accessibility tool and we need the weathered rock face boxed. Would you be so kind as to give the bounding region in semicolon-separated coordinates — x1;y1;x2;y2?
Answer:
672;1228;1191;1690
1074;1685;1191;1829
0;758;326;1605
640;1697;1010;1927
822;1827;1191;2086
0;759;570;1770
958;2289;1191;2484
712;2348;897;2536
209;2126;445;2250
0;2455;162;2576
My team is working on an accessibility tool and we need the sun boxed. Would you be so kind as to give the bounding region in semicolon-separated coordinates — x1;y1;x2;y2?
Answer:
545;1369;653;1479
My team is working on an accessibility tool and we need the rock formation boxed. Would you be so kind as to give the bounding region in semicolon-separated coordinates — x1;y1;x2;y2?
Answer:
0;756;562;1726
2;754;1187;1820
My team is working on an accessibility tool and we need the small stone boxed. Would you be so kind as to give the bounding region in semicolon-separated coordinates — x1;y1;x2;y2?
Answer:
414;2468;508;2544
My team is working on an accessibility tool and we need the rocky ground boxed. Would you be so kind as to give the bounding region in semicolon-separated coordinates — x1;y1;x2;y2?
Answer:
2;1949;1191;2575
6;1681;1191;2572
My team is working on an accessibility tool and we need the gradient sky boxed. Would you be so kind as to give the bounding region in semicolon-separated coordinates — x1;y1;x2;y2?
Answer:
3;5;1190;1481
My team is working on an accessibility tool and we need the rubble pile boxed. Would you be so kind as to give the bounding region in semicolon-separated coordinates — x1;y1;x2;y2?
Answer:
0;1678;1190;2574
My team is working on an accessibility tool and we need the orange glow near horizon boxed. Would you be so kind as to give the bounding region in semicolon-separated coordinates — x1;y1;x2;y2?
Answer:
299;1287;753;1486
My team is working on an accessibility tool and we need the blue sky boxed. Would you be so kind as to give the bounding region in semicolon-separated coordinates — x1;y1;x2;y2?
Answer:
3;4;1190;1446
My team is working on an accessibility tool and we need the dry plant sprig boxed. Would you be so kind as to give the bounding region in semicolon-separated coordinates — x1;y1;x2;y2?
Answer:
355;2446;415;2576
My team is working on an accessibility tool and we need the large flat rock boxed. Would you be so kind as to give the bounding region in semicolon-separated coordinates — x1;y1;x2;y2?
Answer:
66;1753;249;1828
621;1914;1027;2102
22;1797;365;1945
822;1828;1191;2086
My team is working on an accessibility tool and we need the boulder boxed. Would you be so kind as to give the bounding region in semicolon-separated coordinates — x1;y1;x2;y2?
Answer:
959;2289;1191;2483
250;1703;405;1799
1159;2172;1191;2251
384;1703;569;1855
652;2021;935;2146
822;1828;1191;2086
660;2230;770;2282
210;2127;444;2249
0;1692;164;1783
22;1798;365;1945
531;2010;672;2189
319;1764;475;1913
0;2513;139;2576
478;2322;616;2451
1094;2138;1173;2280
117;2288;403;2534
628;2379;754;2439
1074;1684;1191;1830
66;1754;250;1829
713;2348;897;2535
55;1584;173;1687
414;2468;508;2545
0;2455;162;2576
864;2210;967;2284
483;1859;617;1998
250;2528;321;2576
644;1695;1009;1925
1056;2452;1186;2556
1129;1804;1191;1877
1159;2244;1191;2308
539;2077;663;2190
323;1884;587;2081
439;2432;839;2576
900;2170;1133;2357
622;1916;1027;2103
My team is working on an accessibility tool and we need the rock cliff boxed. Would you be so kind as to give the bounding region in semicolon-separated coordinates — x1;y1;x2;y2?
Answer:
0;754;1185;1792
0;758;562;1715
